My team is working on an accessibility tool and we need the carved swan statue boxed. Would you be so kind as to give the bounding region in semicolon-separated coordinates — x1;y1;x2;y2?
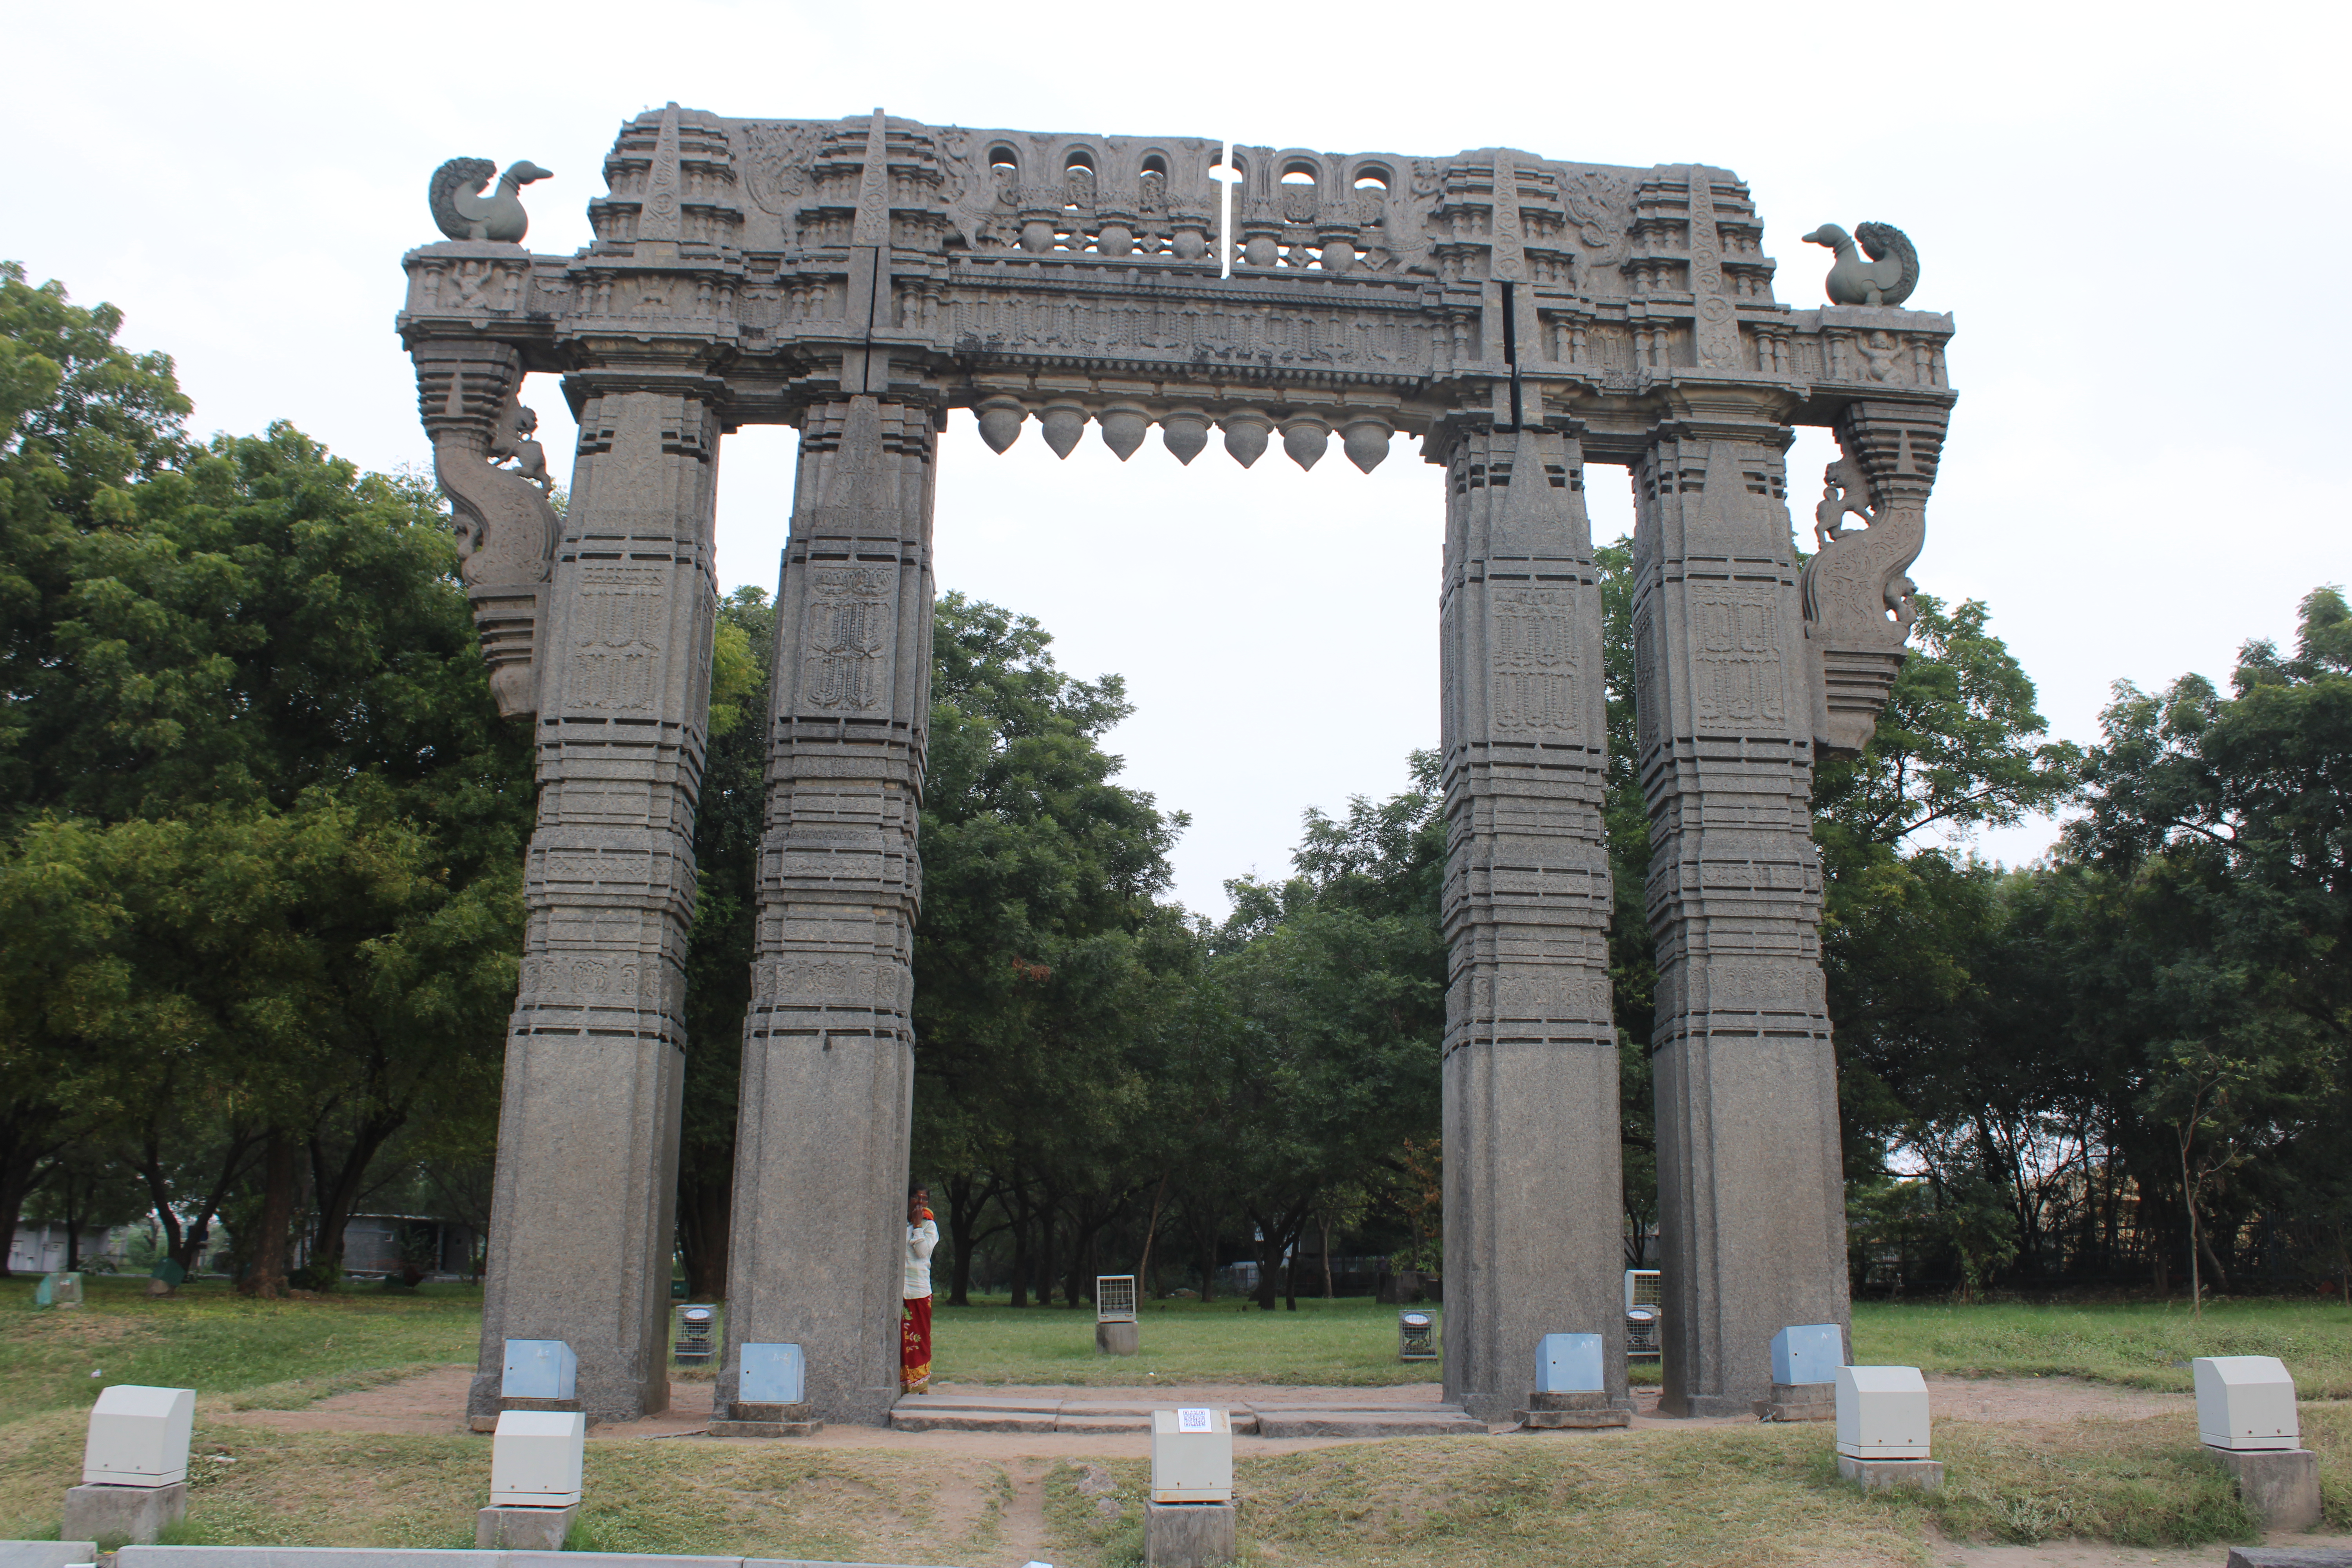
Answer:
1802;221;1919;308
429;158;554;244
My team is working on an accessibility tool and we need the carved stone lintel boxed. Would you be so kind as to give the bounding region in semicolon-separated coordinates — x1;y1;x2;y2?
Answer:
1800;399;1949;756
411;338;562;717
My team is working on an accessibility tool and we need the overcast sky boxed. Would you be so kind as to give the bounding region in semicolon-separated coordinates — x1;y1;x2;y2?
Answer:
8;2;2347;916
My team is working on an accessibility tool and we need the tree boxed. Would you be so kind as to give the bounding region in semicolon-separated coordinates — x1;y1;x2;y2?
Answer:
909;592;1187;1307
2059;587;2352;1298
1207;756;1446;1308
675;587;773;1297
0;266;533;1285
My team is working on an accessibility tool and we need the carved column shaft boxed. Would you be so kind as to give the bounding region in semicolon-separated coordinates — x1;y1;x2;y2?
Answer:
1437;423;1625;1423
1632;416;1849;1417
720;394;935;1428
465;379;720;1424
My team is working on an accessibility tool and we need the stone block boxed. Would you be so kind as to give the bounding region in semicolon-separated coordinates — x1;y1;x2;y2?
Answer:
0;1542;100;1568
1516;1406;1630;1431
1525;1390;1608;1411
2207;1445;2321;1532
1753;1380;1837;1422
1145;1501;1238;1568
709;1402;821;1438
62;1481;186;1544
1835;1454;1943;1492
731;1401;814;1422
475;1502;579;1550
2226;1549;2352;1567
1097;1321;1140;1356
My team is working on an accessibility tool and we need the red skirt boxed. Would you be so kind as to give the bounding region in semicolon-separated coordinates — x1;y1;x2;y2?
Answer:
900;1295;932;1394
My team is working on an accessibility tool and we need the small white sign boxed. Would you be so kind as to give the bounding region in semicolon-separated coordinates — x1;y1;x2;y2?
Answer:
1177;1407;1214;1432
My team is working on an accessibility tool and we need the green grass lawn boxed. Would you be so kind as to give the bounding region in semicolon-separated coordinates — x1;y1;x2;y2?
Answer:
0;1272;481;1423
932;1294;1447;1387
1852;1297;2352;1399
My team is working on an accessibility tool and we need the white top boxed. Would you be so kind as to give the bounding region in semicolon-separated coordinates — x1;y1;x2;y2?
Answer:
905;1217;938;1299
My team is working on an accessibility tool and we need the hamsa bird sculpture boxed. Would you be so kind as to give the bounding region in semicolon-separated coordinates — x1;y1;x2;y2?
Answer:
1802;221;1919;308
429;158;553;243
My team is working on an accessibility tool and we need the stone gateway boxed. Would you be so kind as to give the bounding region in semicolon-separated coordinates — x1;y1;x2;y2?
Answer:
397;105;1957;1427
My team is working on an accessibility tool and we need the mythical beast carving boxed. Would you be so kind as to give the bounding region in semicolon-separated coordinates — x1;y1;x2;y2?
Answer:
412;340;560;718
1801;406;1947;757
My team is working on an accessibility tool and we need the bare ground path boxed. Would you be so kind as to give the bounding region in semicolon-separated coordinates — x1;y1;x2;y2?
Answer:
224;1365;2193;1445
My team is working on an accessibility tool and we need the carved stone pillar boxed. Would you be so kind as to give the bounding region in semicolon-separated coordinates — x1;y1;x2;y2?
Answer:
1631;406;1848;1417
462;376;721;1425
1437;422;1625;1423
409;339;559;716
719;394;935;1428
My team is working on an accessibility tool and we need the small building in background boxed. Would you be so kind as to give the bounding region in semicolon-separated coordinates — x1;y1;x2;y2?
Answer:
9;1223;125;1275
334;1213;481;1282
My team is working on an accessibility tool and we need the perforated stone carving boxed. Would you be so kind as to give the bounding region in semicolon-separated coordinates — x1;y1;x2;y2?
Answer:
398;107;1958;1430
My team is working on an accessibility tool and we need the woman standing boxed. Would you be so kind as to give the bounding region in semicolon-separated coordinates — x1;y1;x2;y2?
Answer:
902;1185;938;1394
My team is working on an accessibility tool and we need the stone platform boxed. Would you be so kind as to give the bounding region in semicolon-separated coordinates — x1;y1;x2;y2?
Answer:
1514;1390;1630;1431
889;1390;1483;1438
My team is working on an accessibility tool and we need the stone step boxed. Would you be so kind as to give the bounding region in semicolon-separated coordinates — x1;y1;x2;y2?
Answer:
1250;1408;1486;1439
708;1419;822;1439
888;1408;1058;1433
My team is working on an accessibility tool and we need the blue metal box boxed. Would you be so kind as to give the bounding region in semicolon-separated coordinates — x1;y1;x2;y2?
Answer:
1535;1332;1605;1393
740;1341;806;1405
1771;1323;1844;1385
500;1338;577;1400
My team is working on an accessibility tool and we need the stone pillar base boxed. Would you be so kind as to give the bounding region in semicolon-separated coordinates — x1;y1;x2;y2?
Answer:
1516;1390;1630;1430
1754;1381;1837;1422
62;1481;186;1544
1146;1501;1237;1567
470;1395;583;1433
710;1401;821;1438
475;1503;579;1550
1098;1321;1140;1356
2206;1446;2321;1532
1837;1454;1943;1492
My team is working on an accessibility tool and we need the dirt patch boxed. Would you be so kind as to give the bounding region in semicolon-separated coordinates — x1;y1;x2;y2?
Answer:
212;1367;2200;1465
214;1364;475;1435
1923;1375;2188;1425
